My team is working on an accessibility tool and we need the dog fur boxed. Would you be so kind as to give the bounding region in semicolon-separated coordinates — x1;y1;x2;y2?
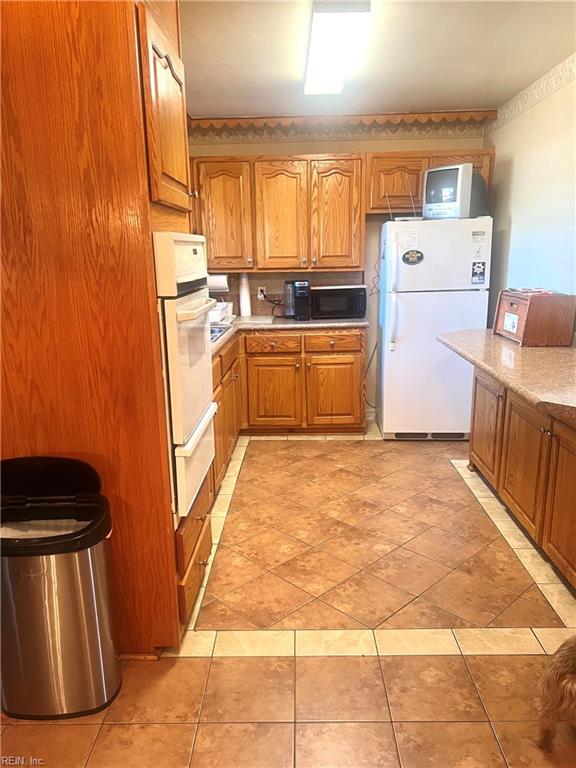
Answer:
538;634;576;752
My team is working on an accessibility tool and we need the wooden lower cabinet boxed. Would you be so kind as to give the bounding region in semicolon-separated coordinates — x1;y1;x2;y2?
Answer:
247;355;303;427
541;421;576;585
469;370;505;487
177;518;212;625
174;470;214;579
212;383;228;490
498;392;552;540
306;353;362;426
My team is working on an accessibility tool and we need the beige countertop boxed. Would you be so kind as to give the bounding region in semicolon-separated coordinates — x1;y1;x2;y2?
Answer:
211;316;368;355
438;329;576;426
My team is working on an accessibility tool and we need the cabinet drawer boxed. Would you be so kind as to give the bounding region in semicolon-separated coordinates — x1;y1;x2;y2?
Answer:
212;355;222;391
177;517;212;625
174;468;214;579
304;331;361;352
220;335;240;375
246;333;302;354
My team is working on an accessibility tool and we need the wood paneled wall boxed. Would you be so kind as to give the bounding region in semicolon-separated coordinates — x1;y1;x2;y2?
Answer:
1;1;179;653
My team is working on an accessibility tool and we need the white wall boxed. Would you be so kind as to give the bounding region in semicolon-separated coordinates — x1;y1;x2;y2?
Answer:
485;65;576;322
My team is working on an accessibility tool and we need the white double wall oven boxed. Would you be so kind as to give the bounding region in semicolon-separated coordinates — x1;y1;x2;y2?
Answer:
153;232;216;526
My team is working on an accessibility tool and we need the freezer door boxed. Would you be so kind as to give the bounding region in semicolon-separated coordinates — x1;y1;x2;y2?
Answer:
378;290;488;436
383;218;492;292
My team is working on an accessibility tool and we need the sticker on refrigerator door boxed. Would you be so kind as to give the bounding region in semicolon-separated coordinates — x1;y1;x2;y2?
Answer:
402;250;424;265
399;231;419;250
471;261;486;284
472;231;487;242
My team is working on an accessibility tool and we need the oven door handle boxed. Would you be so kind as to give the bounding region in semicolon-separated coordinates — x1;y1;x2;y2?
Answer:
176;298;217;323
174;402;218;458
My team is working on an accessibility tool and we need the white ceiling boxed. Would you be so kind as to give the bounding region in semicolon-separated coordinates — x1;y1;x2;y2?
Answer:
180;1;576;118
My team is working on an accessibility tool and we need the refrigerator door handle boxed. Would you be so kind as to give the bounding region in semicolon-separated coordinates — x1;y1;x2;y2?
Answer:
390;237;399;293
389;291;398;351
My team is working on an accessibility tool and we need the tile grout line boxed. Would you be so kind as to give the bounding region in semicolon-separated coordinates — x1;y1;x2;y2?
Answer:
460;653;511;768
374;641;404;767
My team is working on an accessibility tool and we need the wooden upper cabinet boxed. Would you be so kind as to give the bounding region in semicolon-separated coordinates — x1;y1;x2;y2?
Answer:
197;160;253;270
138;8;191;211
310;158;363;269
367;154;428;213
428;151;493;188
142;0;181;53
469;369;506;488
254;160;308;270
305;353;363;426
498;391;552;541
247;355;303;426
542;421;576;587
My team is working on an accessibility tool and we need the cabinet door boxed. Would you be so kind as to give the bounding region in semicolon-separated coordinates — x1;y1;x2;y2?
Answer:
310;158;363;269
138;8;191;210
254;160;308;270
231;359;242;445
248;356;303;426
499;392;551;540
367;155;428;213
469;370;505;487
212;384;227;491
197;160;254;270
542;421;576;587
305;353;363;427
428;152;493;188
222;369;236;461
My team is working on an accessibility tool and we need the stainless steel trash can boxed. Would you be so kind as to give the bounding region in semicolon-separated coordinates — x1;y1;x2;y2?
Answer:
1;457;122;719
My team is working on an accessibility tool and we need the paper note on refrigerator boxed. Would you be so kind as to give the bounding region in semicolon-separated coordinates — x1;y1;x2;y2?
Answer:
399;231;419;250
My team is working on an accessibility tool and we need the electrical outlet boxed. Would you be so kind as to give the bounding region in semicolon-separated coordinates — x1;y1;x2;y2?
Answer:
257;286;266;301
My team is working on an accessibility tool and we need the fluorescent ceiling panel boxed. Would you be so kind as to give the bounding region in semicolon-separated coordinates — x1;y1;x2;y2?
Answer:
304;5;370;95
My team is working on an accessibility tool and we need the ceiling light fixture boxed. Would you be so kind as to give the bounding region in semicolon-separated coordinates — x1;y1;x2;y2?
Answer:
304;1;370;96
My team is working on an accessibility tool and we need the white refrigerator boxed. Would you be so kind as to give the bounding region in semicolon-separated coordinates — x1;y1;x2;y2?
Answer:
377;217;492;438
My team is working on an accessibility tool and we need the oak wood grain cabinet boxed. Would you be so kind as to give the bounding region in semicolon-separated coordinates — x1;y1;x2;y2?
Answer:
498;391;552;541
254;160;309;270
310;158;363;269
366;150;494;213
248;355;304;426
306;353;363;426
211;336;244;491
427;152;493;188
212;385;227;490
138;6;191;211
174;470;214;579
542;421;576;586
2;0;199;655
469;370;506;488
366;154;429;213
196;160;254;270
177;518;212;625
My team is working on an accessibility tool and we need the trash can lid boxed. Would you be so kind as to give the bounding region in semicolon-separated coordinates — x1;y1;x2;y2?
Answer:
1;456;101;497
1;457;111;557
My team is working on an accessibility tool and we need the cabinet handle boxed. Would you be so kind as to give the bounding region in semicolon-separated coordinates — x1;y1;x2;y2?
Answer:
540;427;553;436
271;342;276;348
329;339;335;347
295;363;300;370
190;190;199;198
199;559;209;567
196;513;207;521
312;257;317;264
496;394;503;400
247;257;253;266
307;362;311;369
301;259;307;266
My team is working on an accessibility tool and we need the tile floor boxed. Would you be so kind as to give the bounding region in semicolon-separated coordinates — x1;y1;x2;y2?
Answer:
4;433;576;767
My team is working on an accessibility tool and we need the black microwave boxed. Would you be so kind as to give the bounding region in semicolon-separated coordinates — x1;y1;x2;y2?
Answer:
310;285;367;320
